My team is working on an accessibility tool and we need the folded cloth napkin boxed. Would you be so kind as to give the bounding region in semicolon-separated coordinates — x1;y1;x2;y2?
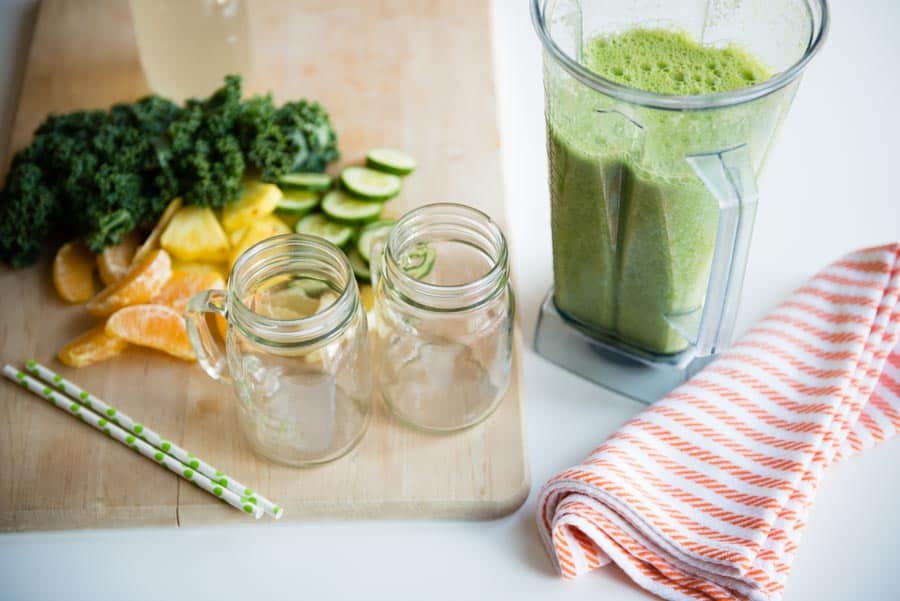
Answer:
538;244;900;601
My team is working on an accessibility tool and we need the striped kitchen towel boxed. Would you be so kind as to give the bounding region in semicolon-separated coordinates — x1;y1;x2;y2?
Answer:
538;243;900;601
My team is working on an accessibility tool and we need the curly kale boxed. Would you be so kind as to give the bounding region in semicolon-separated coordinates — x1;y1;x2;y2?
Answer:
236;95;340;180
0;75;339;266
74;96;184;252
0;161;56;267
167;74;245;208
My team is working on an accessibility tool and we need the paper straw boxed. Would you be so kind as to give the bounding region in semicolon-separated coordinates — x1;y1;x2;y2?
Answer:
4;365;263;519
25;360;283;520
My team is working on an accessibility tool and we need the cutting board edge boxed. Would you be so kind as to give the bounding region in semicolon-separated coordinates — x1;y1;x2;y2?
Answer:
0;479;532;532
1;505;178;533
179;486;532;525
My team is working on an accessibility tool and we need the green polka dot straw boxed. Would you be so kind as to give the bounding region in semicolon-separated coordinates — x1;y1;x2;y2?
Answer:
3;363;274;520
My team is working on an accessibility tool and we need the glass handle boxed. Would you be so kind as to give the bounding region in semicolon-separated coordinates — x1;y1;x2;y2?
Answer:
368;235;389;289
685;144;759;356
185;289;232;384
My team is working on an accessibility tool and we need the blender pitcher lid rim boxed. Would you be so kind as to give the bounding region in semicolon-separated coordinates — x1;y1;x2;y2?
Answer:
530;0;829;111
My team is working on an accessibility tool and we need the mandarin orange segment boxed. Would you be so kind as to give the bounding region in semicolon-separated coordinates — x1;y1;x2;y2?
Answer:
152;270;225;314
58;324;128;368
53;241;98;303
132;197;182;265
215;313;228;341
97;231;140;285
86;248;172;317
106;304;196;361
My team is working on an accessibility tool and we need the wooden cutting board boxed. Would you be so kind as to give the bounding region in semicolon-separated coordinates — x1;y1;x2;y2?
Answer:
0;0;528;531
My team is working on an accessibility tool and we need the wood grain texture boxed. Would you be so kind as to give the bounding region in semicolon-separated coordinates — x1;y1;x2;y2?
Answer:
0;0;528;531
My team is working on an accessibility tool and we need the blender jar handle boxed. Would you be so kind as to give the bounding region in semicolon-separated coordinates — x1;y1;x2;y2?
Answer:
685;144;759;356
185;289;232;384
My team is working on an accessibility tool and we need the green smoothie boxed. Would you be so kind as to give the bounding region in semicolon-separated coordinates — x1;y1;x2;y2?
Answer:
546;29;773;354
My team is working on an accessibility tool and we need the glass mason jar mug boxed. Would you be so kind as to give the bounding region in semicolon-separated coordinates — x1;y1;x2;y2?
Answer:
370;203;515;432
186;234;372;466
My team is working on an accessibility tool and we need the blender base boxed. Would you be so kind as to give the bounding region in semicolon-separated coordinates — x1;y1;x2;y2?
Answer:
534;288;713;404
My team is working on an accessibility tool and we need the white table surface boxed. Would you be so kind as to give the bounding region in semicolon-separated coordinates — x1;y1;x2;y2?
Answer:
1;1;899;599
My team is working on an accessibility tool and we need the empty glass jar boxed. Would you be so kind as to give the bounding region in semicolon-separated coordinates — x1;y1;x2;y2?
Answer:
186;234;372;466
370;203;514;432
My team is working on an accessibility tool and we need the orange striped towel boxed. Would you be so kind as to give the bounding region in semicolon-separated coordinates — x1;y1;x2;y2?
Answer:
538;244;900;601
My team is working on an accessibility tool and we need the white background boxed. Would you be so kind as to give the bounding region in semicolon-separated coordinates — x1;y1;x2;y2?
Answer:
1;1;899;599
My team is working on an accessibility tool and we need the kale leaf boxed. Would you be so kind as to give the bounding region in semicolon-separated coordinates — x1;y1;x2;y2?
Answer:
0;75;339;266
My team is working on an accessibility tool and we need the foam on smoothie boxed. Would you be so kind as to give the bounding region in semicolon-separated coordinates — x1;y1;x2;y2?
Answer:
583;29;771;95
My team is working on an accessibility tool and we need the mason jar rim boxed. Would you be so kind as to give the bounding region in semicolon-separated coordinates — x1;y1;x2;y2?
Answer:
383;203;510;312
530;0;829;111
228;233;358;347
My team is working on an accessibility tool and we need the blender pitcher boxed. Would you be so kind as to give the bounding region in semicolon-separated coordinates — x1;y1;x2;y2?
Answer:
532;0;828;401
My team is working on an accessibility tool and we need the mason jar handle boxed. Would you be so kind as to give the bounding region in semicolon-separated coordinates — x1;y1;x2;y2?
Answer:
185;289;232;384
368;235;389;289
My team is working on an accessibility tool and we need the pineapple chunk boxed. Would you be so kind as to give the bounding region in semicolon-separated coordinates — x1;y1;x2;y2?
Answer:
229;215;292;266
228;227;247;247
172;260;230;280
221;181;282;232
160;206;230;263
133;197;183;265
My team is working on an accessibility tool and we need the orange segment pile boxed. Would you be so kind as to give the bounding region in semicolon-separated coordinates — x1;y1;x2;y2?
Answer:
97;232;140;285
48;185;308;367
86;248;172;317
53;241;98;303
58;324;129;368
106;304;196;361
152;270;225;314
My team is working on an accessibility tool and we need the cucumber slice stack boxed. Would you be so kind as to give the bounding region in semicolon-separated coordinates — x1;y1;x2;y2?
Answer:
366;148;417;176
276;189;320;215
277;172;333;191
340;167;401;201
322;190;383;224
295;213;354;248
275;147;423;289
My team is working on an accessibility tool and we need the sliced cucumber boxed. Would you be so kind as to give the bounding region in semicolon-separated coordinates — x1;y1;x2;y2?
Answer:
340;166;402;201
366;148;417;176
347;247;371;282
401;243;436;280
321;190;383;224
277;172;333;191
275;189;320;215
356;219;396;262
295;213;354;248
288;277;331;299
